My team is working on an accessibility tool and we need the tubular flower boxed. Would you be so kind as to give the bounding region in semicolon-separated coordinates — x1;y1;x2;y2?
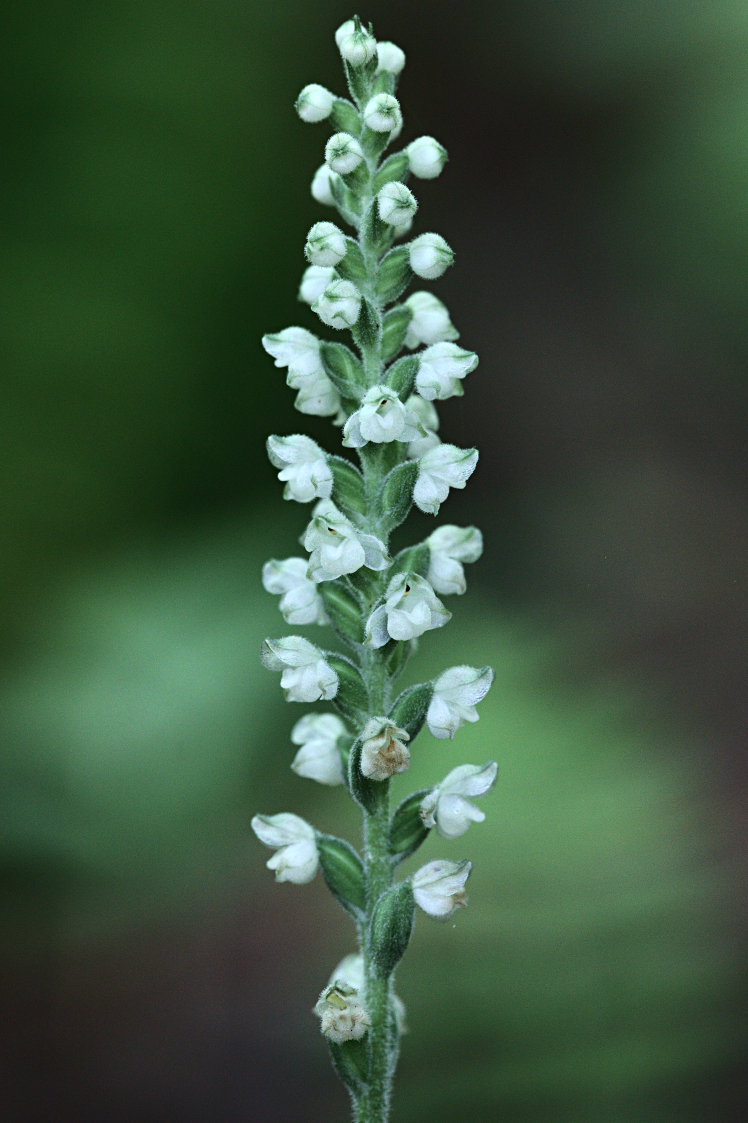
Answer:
420;762;498;839
262;558;328;626
412;859;472;920
342;385;424;448
251;813;319;884
290;713;347;785
261;636;338;703
365;572;450;647
426;665;495;739
426;524;483;595
266;434;333;503
303;500;390;581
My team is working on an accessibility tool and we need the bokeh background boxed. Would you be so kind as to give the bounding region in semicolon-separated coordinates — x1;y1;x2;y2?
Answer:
1;1;746;1119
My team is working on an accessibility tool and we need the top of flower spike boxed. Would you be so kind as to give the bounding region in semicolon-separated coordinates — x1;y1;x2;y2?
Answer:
336;16;377;66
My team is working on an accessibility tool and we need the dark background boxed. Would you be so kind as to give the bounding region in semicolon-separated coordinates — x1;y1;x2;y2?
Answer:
1;1;746;1119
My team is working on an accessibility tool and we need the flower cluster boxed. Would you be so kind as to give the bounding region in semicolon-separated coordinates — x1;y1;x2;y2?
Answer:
252;16;496;1116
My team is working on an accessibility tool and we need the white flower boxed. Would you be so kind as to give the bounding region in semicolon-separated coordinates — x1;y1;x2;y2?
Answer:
420;762;498;839
311;164;339;206
313;279;362;330
427;524;483;595
359;717;411;780
303;500;390;582
290;713;346;785
416;342;478;400
404;292;459;349
412;859;471;920
266;434;333;503
262;328;341;418
342;385;423;448
407;135;447;179
305;221;347;267
315;982;371;1044
251;812;318;884
325;132;364;176
327;954;407;1034
405;394;441;458
365;573;451;647
376;41;406;75
338;22;377;66
378;181;418;229
413;444;478;515
261;636;339;703
426;665;494;739
262;558;328;626
363;93;402;134
295;83;335;123
298;265;336;306
408;233;454;280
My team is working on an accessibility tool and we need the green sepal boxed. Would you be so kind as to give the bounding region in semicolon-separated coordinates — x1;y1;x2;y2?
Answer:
361;125;393;161
388;681;433;741
377;460;418;531
347;734;381;815
375;247;412;305
371;69;396;98
336;240;367;286
343;49;379;106
361;198;393;258
372;151;409;194
381;305;412;363
351;296;382;353
321;581;364;645
321;342;366;402
327;655;369;722
330;175;361;227
389;789;431;862
383;354;419;400
317;833;366;920
385;637;414;681
391;542;430;579
368;881;415;979
330;97;361;135
327;1038;368;1096
329;454;367;516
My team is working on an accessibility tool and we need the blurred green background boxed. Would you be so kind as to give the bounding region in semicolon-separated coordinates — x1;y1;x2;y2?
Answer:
1;1;746;1119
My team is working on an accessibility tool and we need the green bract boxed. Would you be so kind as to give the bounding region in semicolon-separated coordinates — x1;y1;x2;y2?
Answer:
253;16;496;1123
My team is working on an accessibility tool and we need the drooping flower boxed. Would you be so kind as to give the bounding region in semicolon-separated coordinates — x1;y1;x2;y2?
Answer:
426;524;483;595
420;762;498;839
365;572;451;647
262;558;328;626
415;342;478;400
408;233;454;280
342;385;423;448
359;717;411;780
406;135;447;179
262;328;341;418
290;713;347;786
261;636;338;703
426;665;494;739
266;434;333;503
303;500;390;582
314;982;371;1044
251;812;319;884
404;292;459;349
413;444;478;515
411;859;471;920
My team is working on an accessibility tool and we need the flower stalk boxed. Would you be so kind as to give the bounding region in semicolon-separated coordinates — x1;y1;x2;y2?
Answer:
252;16;496;1121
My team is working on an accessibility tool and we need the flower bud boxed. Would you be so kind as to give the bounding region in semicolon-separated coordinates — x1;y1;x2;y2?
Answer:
311;163;339;206
426;664;494;739
262;557;328;626
290;713;347;785
305;221;347;267
420;761;498;839
413;444;478;515
338;22;377;66
363;93;402;133
266;433;333;502
408;232;454;280
251;812;319;884
325;132;365;176
313;279;362;330
298;265;336;306
359;717;411;781
412;858;471;920
415;341;478;400
261;636;339;703
377;181;418;229
376;41;406;75
296;83;335;123
407;135;448;179
369;880;415;977
404;292;459;348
